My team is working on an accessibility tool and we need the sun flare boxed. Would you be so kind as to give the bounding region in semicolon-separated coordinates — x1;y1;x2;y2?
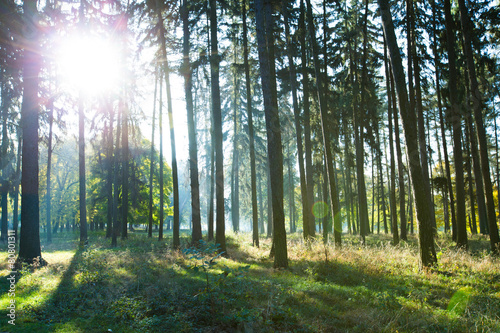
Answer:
56;34;122;95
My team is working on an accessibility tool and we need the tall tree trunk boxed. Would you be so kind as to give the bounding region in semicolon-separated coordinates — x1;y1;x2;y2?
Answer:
106;102;114;238
148;71;158;238
457;0;500;254
384;39;399;244
444;0;468;249
305;0;341;246
377;0;437;267
182;0;202;244
283;0;310;242
231;38;240;234
255;0;287;268
121;98;129;239
210;0;226;254
207;121;215;241
1;77;8;242
12;133;21;241
112;105;121;248
46;93;54;243
394;93;407;241
119;13;129;240
300;0;315;239
17;0;44;265
158;72;165;241
156;2;180;246
78;0;87;245
242;0;259;247
376;128;388;237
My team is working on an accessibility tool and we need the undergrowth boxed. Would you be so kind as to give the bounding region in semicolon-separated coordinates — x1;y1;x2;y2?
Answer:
0;231;498;332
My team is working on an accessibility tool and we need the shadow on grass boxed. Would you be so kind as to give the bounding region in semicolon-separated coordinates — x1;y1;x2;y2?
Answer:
2;231;499;333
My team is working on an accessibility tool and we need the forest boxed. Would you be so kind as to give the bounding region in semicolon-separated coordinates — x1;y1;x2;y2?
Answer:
1;0;500;331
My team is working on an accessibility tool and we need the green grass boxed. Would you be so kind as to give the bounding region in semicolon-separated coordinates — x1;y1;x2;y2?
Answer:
0;230;499;332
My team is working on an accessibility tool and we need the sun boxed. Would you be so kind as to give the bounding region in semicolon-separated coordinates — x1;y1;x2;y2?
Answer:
56;34;122;96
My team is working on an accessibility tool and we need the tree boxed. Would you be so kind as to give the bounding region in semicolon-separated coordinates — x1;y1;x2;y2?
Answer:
283;0;310;245
242;0;259;247
254;0;287;268
156;0;179;246
210;0;226;254
298;0;315;239
181;0;202;245
17;0;45;266
78;0;88;245
148;71;158;238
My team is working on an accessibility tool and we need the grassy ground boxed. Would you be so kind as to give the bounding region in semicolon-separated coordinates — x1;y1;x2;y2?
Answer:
0;230;499;332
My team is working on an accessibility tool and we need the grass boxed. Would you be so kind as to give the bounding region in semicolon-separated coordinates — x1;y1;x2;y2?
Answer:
0;230;499;332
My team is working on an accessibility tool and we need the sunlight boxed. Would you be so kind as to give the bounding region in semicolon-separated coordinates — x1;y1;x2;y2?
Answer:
56;34;122;95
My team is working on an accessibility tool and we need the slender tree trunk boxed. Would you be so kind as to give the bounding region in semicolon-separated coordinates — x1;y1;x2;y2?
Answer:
255;0;287;268
231;40;240;234
305;0;341;246
378;0;437;267
376;129;388;237
78;0;87;246
121;98;129;239
158;73;165;241
148;71;158;238
242;0;259;247
457;0;500;254
300;0;315;239
394;97;407;241
45;93;54;243
208;121;215;241
112;105;121;248
385;42;399;244
258;171;264;234
106;103;113;238
156;2;180;246
283;1;310;242
12;133;21;241
182;0;202;244
444;0;468;249
210;0;226;254
1;79;8;242
119;13;129;240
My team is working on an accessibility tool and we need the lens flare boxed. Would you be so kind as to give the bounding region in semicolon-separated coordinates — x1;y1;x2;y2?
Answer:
312;201;328;219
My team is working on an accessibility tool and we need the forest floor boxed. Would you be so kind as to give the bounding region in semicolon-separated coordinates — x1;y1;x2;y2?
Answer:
0;230;499;332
